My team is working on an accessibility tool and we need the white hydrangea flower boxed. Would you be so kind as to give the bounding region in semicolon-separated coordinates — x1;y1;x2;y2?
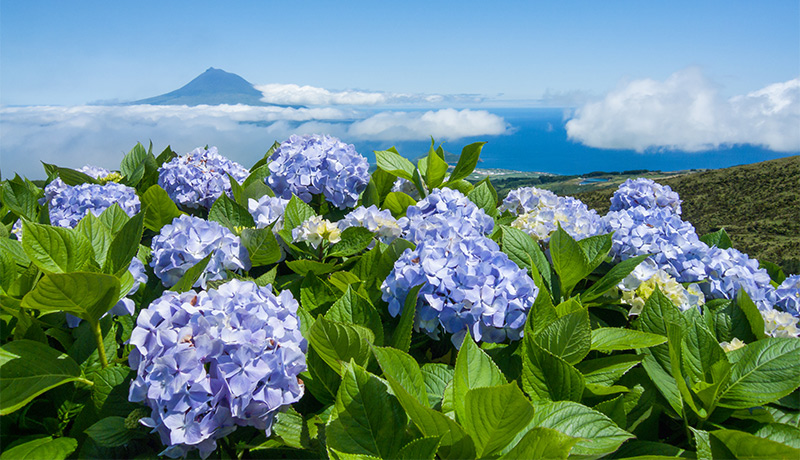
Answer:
338;205;401;245
619;269;705;315
719;337;746;352
292;215;341;249
762;309;800;338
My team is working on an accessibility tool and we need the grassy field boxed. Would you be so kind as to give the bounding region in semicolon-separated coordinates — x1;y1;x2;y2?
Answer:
488;156;800;274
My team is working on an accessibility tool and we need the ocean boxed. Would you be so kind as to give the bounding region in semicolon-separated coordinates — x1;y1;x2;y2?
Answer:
351;108;796;175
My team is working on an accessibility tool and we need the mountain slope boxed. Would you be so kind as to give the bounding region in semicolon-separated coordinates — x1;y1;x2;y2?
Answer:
128;67;273;106
574;155;800;273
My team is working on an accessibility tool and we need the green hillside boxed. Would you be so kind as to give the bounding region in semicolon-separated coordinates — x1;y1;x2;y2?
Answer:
572;155;800;274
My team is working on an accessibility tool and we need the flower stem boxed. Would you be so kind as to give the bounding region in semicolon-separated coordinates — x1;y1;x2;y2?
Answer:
91;320;109;369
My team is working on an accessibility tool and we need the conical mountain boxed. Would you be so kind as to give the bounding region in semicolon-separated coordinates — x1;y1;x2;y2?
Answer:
128;67;275;106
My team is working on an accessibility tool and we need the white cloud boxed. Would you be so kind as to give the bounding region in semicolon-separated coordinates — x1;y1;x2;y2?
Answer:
256;83;480;106
565;68;800;153
0;104;508;178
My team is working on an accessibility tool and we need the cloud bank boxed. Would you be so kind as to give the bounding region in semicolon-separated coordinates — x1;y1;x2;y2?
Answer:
566;69;800;152
256;83;482;106
0;104;509;178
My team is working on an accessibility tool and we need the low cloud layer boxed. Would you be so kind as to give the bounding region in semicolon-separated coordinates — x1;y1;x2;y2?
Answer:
0;104;509;178
566;69;800;152
256;83;482;106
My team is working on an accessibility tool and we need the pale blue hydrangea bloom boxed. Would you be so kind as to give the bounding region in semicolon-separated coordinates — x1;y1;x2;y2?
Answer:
775;274;800;317
610;178;682;214
158;147;249;209
65;257;148;328
150;215;250;288
381;235;537;346
603;205;708;283
398;188;494;244
499;186;560;216
338;205;402;246
510;194;604;242
248;195;290;232
267;134;370;209
128;280;306;459
700;246;777;311
761;308;800;337
43;164;113;205
48;182;140;228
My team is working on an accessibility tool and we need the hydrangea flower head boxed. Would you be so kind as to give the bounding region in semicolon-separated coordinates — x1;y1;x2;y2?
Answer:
720;338;746;352
267;134;370;210
150;215;250;288
761;308;800;338
128;280;306;459
700;247;776;311
43;164;113;204
499;186;560;216
510;195;603;242
398;188;494;244
48;182;141;228
292;215;341;249
248;195;290;232
610;178;682;214
619;269;704;315
381;235;537;346
158;147;249;209
338;205;401;245
774;274;800;317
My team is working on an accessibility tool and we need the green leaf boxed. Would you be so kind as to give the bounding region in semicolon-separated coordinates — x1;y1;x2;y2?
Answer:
576;354;644;386
681;321;729;389
286;259;338;276
499;426;577;460
391;284;421;353
92;365;131;413
170;253;213;292
2;176;42;221
56;167;99;186
21;272;120;323
525;288;559;338
534;308;591;365
706;298;757;344
716;338;800;409
453;332;507;422
375;149;416;180
501;226;552;283
760;260;787;285
421;363;454;408
425;143;449;189
385;374;476;460
700;228;733;250
103;211;144;276
593;394;627;428
447;142;486;183
0;340;83;415
591;328;667;352
383;192;417;219
710;428;800;460
521;338;584;402
326;287;384;345
737;288;767;340
140;185;182;232
208;193;255;231
21;221;92;273
240;227;282;266
531;400;634;458
640;351;684;416
302;347;341;405
250;140;280;170
463;383;534;457
581;254;650;303
228;173;245;204
372;346;428;406
635;286;684;370
754;423;800;449
550;225;590;297
98;204;131;233
328;227;375;258
0;436;77;460
397;436;440;460
85;416;144;447
467;181;498;218
308;316;375;375
326;362;407;459
577;232;613;274
283;195;316;232
76;213;113;268
0;238;31;267
120;142;147;186
240;165;274;203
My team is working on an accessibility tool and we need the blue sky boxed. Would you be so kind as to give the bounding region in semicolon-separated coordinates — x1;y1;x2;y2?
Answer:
2;1;798;106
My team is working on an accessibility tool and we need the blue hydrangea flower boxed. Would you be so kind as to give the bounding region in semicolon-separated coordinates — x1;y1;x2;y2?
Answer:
499;186;560;216
150;215;250;288
398;188;494;244
47;182;141;228
66;257;148;328
700;247;777;311
510;194;604;242
338;205;402;246
381;235;537;346
128;280;306;459
158;147;249;210
266;134;370;209
43;164;113;205
248;195;290;231
610;178;682;214
775;274;800;317
603;205;708;283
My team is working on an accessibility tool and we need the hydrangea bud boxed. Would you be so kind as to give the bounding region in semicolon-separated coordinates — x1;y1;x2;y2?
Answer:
267;134;369;209
610;178;682;214
719;338;746;352
128;280;306;459
158;147;249;209
150;215;250;288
